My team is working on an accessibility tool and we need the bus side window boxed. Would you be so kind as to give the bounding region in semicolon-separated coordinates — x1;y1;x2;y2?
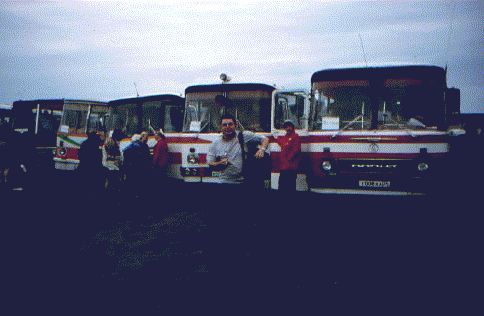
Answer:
169;106;183;132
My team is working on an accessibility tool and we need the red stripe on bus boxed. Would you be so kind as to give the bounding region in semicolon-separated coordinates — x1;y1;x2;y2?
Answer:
297;135;447;144
166;137;212;144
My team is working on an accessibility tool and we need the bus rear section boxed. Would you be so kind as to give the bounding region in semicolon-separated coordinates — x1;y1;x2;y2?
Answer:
108;94;185;178
303;65;462;195
54;100;108;170
180;83;274;183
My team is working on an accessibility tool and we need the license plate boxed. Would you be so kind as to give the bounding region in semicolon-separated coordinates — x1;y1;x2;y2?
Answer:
211;171;221;177
359;180;391;188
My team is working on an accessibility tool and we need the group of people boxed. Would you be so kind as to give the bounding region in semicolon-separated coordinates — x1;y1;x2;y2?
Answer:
77;129;169;197
207;114;301;192
77;113;302;196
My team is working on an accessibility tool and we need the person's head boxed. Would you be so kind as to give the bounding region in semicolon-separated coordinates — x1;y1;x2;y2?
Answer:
111;129;123;142
282;119;295;134
140;131;149;143
87;131;101;145
220;114;237;138
155;130;165;140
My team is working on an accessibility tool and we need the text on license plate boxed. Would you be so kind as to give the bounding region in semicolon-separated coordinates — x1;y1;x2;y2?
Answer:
359;180;391;188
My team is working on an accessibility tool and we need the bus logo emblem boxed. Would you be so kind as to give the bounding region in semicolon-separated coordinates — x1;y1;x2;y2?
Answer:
369;143;379;153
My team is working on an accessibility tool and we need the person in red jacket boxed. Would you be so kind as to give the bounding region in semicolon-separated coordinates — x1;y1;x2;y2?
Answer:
276;120;301;192
152;130;169;182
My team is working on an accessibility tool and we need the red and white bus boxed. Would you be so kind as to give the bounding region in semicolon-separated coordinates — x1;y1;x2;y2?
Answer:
275;65;462;195
54;100;108;170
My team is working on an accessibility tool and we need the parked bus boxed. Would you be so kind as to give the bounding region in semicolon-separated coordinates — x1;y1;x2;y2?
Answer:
277;64;462;195
109;94;185;177
179;83;275;182
54;100;108;170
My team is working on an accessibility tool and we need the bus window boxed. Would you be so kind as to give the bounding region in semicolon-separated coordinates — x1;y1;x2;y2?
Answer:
165;105;184;132
183;95;220;132
107;103;138;136
274;92;306;129
183;86;273;133
377;81;442;129
87;105;108;135
60;104;88;134
310;82;371;131
228;91;271;132
142;101;162;132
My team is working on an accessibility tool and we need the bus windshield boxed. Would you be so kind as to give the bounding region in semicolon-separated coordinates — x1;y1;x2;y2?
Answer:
107;102;138;136
106;98;184;136
274;92;307;129
142;101;184;133
87;105;108;134
310;78;444;131
60;102;107;135
183;90;272;132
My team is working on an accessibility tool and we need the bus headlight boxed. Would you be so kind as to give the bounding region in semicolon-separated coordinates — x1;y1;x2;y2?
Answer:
417;162;429;171
56;147;66;157
322;161;332;171
187;148;199;164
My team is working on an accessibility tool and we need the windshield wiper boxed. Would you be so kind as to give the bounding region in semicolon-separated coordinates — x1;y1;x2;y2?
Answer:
379;117;419;138
331;114;364;139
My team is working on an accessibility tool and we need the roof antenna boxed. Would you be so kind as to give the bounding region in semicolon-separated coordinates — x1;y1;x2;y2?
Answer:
133;82;139;97
358;33;368;67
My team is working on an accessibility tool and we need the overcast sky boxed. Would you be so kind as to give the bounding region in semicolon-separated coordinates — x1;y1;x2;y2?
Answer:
0;0;482;112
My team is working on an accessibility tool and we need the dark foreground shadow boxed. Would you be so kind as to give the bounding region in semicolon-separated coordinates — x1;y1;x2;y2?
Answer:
1;179;482;314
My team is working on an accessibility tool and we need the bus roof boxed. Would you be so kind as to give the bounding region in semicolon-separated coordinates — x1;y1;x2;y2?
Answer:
185;83;275;94
12;99;107;111
108;94;184;106
311;65;446;84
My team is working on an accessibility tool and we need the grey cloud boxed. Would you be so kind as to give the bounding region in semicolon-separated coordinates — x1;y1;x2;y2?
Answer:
0;1;482;113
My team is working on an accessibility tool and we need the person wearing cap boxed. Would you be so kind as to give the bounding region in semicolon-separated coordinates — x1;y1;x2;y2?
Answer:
275;120;301;191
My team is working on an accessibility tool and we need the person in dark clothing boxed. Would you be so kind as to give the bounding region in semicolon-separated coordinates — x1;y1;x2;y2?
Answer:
78;132;105;193
102;131;122;194
1;130;36;191
275;120;301;192
122;132;151;197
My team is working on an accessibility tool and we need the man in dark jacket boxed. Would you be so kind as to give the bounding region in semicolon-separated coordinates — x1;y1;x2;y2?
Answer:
122;132;151;197
78;132;105;192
